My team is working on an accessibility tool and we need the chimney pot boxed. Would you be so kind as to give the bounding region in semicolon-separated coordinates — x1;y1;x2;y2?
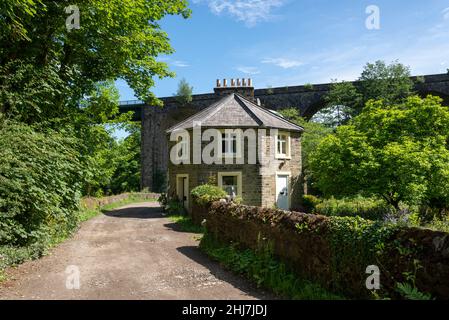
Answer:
216;79;221;87
223;79;227;87
231;78;235;87
242;78;246;86
237;79;241;86
248;78;252;87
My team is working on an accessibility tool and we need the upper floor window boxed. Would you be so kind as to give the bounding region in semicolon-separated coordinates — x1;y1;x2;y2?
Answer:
222;132;237;156
276;132;291;159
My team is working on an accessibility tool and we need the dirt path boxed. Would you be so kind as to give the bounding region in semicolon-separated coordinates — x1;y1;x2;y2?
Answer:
0;202;273;300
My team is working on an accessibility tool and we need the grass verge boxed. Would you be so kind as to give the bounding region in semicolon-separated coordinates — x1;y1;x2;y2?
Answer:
199;232;345;300
79;195;157;222
167;214;205;233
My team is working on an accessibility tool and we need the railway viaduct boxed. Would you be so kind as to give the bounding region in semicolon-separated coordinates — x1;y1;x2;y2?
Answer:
118;73;449;191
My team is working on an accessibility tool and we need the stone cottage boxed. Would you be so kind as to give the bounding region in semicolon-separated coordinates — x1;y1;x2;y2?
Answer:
166;79;304;212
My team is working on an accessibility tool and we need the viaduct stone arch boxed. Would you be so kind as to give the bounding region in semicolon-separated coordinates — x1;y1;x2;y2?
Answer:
118;73;449;191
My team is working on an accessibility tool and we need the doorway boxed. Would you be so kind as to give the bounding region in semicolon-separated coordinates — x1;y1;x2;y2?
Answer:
176;174;189;210
276;173;289;210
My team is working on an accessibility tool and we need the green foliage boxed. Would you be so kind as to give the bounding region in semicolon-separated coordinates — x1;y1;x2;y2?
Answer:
326;216;399;291
175;78;193;106
0;117;83;247
303;83;314;90
396;259;432;300
316;60;414;127
396;283;432;300
191;184;227;206
278;109;332;191
165;200;185;216
315;81;363;127
109;124;141;194
301;195;321;213
314;196;394;221
359;60;414;104
1;0;191;123
0;0;188;198
423;217;449;233
310;95;449;215
168;215;204;233
200;233;344;300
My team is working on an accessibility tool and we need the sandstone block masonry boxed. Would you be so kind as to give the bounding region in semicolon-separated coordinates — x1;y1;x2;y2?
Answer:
139;74;449;190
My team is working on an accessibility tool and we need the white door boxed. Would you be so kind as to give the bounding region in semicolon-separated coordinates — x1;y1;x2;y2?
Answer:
276;175;289;210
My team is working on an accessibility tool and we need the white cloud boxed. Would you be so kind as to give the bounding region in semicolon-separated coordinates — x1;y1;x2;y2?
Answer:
195;0;285;27
443;7;449;20
172;60;190;67
236;66;260;74
261;57;303;69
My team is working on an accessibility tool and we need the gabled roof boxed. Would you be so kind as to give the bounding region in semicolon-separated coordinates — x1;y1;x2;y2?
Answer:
166;93;304;133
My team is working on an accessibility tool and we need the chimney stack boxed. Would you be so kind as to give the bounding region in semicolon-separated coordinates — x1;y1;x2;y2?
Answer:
214;77;255;99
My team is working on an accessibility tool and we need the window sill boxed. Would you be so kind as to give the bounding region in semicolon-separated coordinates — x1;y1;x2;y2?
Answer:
222;154;243;160
275;154;291;160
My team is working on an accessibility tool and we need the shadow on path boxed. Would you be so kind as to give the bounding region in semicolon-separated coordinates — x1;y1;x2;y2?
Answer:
176;246;276;300
103;205;163;219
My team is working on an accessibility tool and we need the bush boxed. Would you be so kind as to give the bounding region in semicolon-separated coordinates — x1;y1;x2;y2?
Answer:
165;200;185;216
302;195;321;212
191;184;227;206
313;196;394;221
0;118;83;248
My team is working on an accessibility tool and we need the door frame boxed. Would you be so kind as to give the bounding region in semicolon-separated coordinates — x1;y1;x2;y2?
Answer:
275;171;291;210
176;174;189;210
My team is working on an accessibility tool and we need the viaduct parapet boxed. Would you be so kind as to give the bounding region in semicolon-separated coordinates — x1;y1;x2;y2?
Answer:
118;73;449;190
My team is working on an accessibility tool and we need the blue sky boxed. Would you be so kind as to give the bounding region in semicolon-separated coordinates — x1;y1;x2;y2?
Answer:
113;0;449;138
116;0;449;101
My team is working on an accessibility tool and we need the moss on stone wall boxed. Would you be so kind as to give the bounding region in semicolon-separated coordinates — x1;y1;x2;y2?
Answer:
204;201;449;299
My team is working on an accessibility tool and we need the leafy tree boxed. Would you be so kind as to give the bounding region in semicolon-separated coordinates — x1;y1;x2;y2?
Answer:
1;0;191;124
175;78;193;106
310;95;449;213
279;108;332;193
0;115;84;246
359;60;414;104
314;81;363;128
110;124;142;194
316;60;415;127
0;0;191;196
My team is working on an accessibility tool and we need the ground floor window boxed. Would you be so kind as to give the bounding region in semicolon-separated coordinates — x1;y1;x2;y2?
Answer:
218;172;242;198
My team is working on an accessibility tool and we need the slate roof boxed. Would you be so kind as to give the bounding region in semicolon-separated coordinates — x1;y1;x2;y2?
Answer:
166;93;304;133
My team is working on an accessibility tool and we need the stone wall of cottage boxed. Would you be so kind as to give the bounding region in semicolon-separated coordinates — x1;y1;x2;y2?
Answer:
140;74;449;190
167;128;302;211
259;131;302;209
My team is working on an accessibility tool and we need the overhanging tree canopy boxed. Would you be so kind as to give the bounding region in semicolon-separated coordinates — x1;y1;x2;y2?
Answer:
0;0;191;123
